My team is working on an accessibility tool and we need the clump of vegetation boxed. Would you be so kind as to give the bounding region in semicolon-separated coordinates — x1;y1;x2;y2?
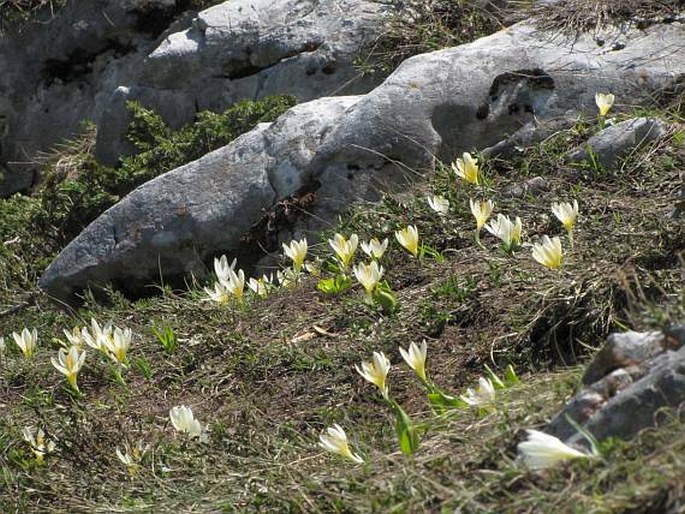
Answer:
0;95;296;295
357;0;523;76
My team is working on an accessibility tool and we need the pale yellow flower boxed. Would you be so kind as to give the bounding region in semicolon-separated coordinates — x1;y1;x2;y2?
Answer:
517;429;590;470
219;267;246;302
104;327;131;368
82;318;112;353
204;282;232;304
282;238;308;272
551;200;579;235
485;214;523;252
247;274;274;298
595;92;615;117
360;238;388;260
460;377;496;407
329;233;359;271
62;326;86;348
395;225;420;258
470;198;495;231
353;261;384;300
318;424;364;464
51;345;86;391
399;340;428;382
452;152;480;185
356;351;391;399
427;195;450;216
532;235;563;270
12;327;37;358
169;405;207;442
22;427;55;463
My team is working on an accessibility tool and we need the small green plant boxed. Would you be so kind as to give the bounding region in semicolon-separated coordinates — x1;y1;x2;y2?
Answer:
317;275;353;295
152;325;177;355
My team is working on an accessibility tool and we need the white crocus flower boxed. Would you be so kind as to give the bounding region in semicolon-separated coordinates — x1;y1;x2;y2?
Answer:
532;235;563;270
219;268;246;302
204;282;231;304
399;340;428;382
104;327;131;368
360;238;388;260
395;225;420;258
470;199;495;231
169;405;207;442
247;275;273;298
329;233;359;272
213;255;237;284
353;261;384;302
282;238;308;272
551;200;579;245
356;351;391;399
83;318;113;353
460;377;496;407
517;429;591;470
12;327;38;358
452;152;480;185
22;427;55;463
116;441;148;477
318;424;364;464
51;345;86;391
427;195;450;216
485;214;523;252
62;326;86;348
595;92;615;117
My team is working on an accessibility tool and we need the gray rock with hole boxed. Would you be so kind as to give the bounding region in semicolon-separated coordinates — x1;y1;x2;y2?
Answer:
39;19;685;300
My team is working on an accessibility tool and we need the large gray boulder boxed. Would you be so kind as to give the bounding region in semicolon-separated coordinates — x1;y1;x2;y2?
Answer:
93;0;391;165
0;0;391;195
39;97;359;300
39;18;685;301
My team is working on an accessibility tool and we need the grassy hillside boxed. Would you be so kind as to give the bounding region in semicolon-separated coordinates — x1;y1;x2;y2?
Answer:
0;89;683;512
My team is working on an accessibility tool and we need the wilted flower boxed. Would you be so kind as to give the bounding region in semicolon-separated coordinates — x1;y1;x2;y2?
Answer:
485;214;523;253
395;225;420;258
318;424;364;464
427;195;450;216
282;238;308;272
595;92;615;117
460;377;496;407
356;351;391;399
361;238;388;260
22;427;55;463
353;261;384;302
204;281;232;304
169;405;206;441
12;327;38;358
116;441;148;477
532;235;563;270
104;326;132;368
517;429;590;470
329;233;359;271
51;345;86;391
452;152;480;185
399;340;428;382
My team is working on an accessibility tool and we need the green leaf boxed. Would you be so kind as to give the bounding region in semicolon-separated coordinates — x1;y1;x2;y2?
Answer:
504;364;520;386
427;391;467;413
393;403;420;456
316;275;353;295
483;364;506;389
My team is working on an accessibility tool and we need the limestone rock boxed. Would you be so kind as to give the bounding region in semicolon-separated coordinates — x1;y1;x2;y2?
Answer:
547;326;685;448
567;117;670;170
39;97;358;300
